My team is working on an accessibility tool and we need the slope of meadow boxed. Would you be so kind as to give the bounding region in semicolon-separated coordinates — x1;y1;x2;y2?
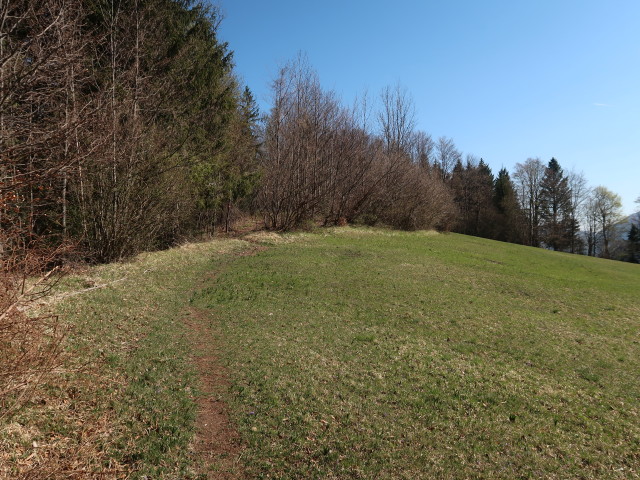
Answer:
2;228;638;479
193;228;640;479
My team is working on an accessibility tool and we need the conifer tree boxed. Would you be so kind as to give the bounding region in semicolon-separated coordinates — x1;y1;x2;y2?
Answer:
494;168;524;243
627;224;640;263
449;157;495;238
539;158;572;250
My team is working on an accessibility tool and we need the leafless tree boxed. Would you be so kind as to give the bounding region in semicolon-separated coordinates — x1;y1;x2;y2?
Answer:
567;170;589;253
259;55;341;229
513;158;545;246
584;189;599;256
259;57;455;232
322;115;379;225
378;83;416;154
71;0;239;260
587;186;623;258
0;0;92;423
435;136;462;181
375;158;455;230
1;0;96;247
409;130;435;169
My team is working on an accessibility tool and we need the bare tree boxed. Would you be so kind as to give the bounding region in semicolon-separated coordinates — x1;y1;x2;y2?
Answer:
259;57;455;232
513;158;545;246
377;83;416;154
584;190;599;256
1;0;95;244
567;170;589;253
588;186;624;258
73;0;238;260
259;55;341;229
435;136;462;181
409;130;435;169
323;113;379;225
0;0;91;425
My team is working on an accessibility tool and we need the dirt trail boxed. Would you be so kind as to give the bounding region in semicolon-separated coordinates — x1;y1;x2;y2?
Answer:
184;240;272;478
184;308;244;480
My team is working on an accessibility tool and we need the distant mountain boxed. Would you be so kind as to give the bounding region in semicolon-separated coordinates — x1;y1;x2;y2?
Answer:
616;211;639;233
608;211;640;259
628;212;640;226
576;211;639;259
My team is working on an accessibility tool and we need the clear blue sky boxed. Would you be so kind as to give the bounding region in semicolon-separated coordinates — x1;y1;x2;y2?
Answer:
217;0;640;215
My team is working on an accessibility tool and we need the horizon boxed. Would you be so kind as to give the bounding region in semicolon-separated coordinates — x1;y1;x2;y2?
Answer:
218;0;640;216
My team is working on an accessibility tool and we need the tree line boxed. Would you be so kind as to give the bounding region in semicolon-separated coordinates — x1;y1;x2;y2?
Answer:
1;1;638;271
1;0;260;266
257;56;638;263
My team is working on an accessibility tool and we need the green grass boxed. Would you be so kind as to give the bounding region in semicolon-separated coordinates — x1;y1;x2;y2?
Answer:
1;239;253;479
54;240;253;478
5;227;638;479
191;228;640;479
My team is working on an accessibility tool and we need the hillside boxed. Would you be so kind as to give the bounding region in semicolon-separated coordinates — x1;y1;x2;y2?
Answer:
3;228;639;479
192;228;640;479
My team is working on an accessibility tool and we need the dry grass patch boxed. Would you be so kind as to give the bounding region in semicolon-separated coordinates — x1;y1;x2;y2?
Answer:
1;237;253;479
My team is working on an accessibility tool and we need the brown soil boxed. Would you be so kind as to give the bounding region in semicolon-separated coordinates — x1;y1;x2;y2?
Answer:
184;236;270;478
184;308;245;480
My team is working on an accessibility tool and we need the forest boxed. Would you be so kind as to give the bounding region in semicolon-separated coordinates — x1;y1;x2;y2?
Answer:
2;0;638;272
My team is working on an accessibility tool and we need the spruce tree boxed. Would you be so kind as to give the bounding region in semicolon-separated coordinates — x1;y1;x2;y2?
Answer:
449;158;495;237
540;158;572;250
494;168;524;243
627;224;640;263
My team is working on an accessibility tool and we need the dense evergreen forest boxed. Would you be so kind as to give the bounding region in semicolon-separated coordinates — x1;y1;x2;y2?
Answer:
1;0;638;271
1;0;261;266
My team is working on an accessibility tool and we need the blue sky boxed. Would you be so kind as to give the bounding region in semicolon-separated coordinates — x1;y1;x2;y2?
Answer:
218;0;640;215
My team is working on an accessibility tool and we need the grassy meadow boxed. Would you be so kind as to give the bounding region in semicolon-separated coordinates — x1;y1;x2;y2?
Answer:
193;228;640;479
2;227;639;479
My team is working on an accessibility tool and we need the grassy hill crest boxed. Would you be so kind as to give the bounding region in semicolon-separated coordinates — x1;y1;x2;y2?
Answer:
2;228;639;479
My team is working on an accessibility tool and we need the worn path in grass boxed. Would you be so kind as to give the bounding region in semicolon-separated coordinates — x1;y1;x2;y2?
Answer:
1;238;260;479
184;307;243;479
184;244;268;479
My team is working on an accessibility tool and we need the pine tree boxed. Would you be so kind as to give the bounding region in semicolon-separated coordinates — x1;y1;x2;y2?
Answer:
449;158;495;238
627;224;640;263
539;158;572;250
474;159;496;238
494;168;524;243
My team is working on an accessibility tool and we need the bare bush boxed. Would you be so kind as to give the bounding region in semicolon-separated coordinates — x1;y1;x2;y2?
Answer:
258;59;456;232
0;245;67;418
